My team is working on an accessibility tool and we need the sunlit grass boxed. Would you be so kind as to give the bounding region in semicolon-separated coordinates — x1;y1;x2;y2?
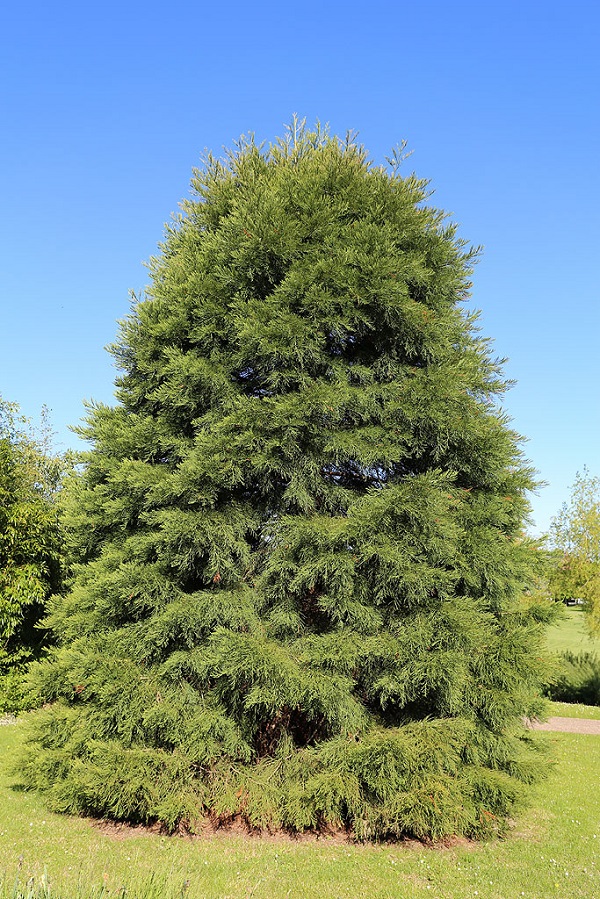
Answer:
549;701;600;720
545;607;600;655
1;721;599;898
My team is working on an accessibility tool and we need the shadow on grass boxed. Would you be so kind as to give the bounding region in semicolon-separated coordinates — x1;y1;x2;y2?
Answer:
544;651;600;705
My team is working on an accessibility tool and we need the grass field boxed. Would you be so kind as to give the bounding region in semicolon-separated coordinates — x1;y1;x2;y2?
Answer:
544;607;600;706
1;721;599;899
545;607;600;655
549;700;600;720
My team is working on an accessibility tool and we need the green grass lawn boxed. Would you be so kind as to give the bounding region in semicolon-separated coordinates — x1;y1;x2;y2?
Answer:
545;607;600;655
1;722;599;899
549;700;600;720
544;608;600;706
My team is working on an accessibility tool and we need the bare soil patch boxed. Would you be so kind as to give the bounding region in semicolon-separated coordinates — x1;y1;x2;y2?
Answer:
91;815;355;844
89;814;483;850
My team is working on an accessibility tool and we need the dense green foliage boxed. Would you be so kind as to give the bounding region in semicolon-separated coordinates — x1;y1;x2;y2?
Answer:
0;400;63;712
22;123;553;840
548;469;600;632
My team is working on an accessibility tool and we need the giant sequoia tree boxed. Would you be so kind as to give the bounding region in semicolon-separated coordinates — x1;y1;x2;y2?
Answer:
23;124;551;840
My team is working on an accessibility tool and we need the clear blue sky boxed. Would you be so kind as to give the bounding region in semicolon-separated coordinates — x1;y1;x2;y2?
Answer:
1;0;598;534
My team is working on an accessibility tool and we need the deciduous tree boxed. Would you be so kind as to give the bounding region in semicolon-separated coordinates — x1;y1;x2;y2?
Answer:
0;399;63;710
549;468;600;632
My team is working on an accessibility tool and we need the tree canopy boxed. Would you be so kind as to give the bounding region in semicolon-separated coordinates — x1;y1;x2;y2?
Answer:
548;468;600;633
22;123;551;840
0;398;63;710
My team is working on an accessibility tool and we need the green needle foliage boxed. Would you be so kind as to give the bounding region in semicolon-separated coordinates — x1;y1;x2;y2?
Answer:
22;121;553;841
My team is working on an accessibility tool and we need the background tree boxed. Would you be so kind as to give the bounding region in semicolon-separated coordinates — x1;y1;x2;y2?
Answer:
548;468;600;632
0;398;64;711
22;123;553;840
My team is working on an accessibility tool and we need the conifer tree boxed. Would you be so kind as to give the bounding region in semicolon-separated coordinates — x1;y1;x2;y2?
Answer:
22;122;552;840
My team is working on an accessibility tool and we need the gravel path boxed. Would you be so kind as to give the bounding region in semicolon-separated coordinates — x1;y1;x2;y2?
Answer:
527;716;600;735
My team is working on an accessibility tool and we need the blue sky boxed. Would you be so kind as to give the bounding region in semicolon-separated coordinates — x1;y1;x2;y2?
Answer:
1;0;598;533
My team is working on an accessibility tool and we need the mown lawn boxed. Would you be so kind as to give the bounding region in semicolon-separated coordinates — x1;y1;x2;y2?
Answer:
545;607;600;655
1;721;599;898
549;700;600;721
